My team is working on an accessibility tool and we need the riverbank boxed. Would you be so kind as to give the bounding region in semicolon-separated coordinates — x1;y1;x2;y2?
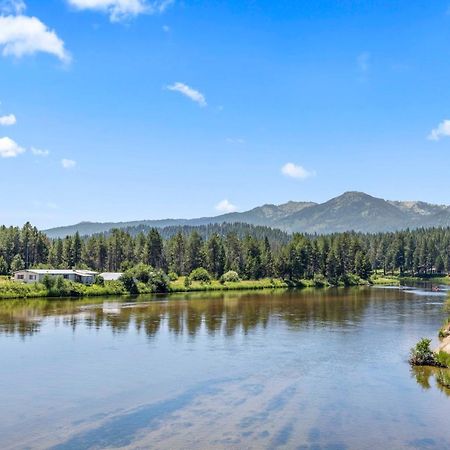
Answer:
409;295;450;389
400;275;450;285
0;275;377;300
0;272;435;300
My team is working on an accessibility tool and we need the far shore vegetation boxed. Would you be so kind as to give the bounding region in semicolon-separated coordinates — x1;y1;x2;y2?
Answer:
1;222;450;299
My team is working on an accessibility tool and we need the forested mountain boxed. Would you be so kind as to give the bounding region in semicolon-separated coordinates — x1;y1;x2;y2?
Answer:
118;222;290;243
43;201;316;238
44;192;450;238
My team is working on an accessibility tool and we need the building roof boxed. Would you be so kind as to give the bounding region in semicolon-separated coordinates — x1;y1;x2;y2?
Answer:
16;269;98;276
99;272;123;281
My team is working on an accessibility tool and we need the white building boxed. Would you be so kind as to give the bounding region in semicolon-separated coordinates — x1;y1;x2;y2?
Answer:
14;269;97;285
99;272;123;281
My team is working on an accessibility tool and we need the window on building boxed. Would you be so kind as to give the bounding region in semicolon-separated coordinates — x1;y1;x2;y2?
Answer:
17;274;24;280
29;275;36;280
63;275;69;279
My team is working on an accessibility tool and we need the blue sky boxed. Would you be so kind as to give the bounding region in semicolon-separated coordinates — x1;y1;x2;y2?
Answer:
1;0;450;228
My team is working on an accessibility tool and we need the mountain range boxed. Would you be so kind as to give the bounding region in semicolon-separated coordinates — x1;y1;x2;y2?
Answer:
44;191;450;238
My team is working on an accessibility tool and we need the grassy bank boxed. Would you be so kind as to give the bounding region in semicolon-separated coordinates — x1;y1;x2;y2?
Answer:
170;277;298;292
370;274;400;285
399;275;450;285
0;274;376;300
0;280;127;300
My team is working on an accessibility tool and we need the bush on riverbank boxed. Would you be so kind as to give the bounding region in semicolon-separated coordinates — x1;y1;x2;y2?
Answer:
409;338;450;368
220;270;240;283
189;268;212;283
409;339;437;366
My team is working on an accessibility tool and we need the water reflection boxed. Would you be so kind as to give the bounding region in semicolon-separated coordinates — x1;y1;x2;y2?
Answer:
0;288;404;339
411;365;450;397
1;287;450;449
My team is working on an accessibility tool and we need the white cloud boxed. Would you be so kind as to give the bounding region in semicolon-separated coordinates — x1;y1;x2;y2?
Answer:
226;137;245;144
0;136;25;158
215;199;237;213
0;113;16;126
281;162;315;180
357;51;370;73
428;120;450;141
156;0;173;13
167;82;207;107
0;0;26;15
31;146;49;157
67;0;174;22
0;15;70;63
162;24;170;32
61;158;76;169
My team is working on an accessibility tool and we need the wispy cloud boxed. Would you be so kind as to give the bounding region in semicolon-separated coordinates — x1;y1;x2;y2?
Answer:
67;0;174;22
0;0;26;15
215;199;237;213
428;119;450;141
281;162;315;180
61;158;76;169
31;147;49;157
167;82;207;107
0;136;25;158
357;51;370;73
0;113;16;126
0;15;70;63
226;137;245;144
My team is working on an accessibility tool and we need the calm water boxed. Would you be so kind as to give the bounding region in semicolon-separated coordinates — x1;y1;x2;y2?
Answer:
1;287;450;449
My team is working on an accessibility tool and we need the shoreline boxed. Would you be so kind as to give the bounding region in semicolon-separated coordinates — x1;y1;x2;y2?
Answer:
0;275;407;301
1;273;448;301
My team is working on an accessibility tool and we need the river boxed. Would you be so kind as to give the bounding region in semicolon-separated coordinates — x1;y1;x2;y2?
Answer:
0;286;449;449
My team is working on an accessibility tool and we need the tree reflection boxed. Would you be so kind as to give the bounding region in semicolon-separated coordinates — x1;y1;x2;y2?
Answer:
411;365;450;397
0;288;380;340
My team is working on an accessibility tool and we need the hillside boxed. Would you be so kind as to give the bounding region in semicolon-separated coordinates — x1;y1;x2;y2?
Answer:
44;192;450;238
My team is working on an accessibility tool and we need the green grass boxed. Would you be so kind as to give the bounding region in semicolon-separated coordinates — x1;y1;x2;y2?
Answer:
398;274;450;285
370;271;400;285
169;277;292;292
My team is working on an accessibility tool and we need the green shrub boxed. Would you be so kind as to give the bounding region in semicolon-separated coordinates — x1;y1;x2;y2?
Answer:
409;338;436;366
119;272;139;295
42;274;56;290
220;270;240;283
435;351;450;368
339;273;361;286
189;267;211;283
120;266;169;294
168;271;178;282
94;274;105;286
439;319;450;338
147;269;170;293
129;263;153;283
313;274;327;287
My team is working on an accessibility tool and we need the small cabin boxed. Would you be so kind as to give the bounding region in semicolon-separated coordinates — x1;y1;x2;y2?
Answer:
13;269;97;285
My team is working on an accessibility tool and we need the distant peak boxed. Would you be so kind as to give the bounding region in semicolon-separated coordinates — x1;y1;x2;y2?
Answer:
340;191;372;197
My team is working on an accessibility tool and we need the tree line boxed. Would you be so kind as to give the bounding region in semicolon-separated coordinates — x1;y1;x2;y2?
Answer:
1;222;450;283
